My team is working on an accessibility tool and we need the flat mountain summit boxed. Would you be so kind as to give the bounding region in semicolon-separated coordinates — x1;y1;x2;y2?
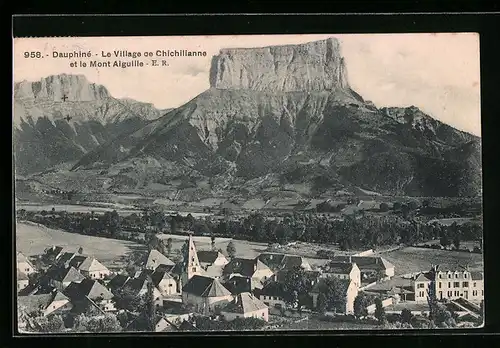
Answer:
15;38;481;198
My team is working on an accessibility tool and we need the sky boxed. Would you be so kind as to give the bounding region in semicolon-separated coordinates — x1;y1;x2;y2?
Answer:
13;33;481;136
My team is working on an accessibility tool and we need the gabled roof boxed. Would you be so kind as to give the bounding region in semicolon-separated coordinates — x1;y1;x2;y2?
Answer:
221;292;268;314
123;277;148;295
64;278;114;301
78;257;109;272
197;251;224;264
45;265;85;283
414;272;434;282
17;270;29;281
151;270;174;287
57;252;76;265
223;258;271;278
68;255;88;269
223;275;253;295
258;281;286;298
203;265;224;279
182;275;232;297
257;253;286;270
322;261;354;274
108;274;130;291
471;272;483;281
310;278;351;294
17;252;34;267
145;250;175;269
332;256;394;271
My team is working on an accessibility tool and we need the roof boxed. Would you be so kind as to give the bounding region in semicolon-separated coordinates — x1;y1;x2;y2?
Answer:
223;275;253;295
203;265;224;279
64;278;114;301
17;252;34;267
57;252;76;265
108;274;130;290
78;257;108;272
414;272;434;282
322;261;355;274
257;253;286;270
223;258;271;278
332;256;394;271
221;292;268;314
182;275;232;297
281;255;311;270
17;270;29;281
68;255;89;269
310;278;351;294
46;266;86;283
151;270;174;286
17;294;53;314
258;281;286;298
145;250;175;269
123;277;148;294
197;251;224;264
471;272;483;281
44;246;64;257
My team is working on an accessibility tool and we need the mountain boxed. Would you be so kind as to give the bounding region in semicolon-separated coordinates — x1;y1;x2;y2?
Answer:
13;74;171;175
27;39;482;198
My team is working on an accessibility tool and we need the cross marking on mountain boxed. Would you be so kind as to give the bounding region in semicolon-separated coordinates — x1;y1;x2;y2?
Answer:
62;94;68;102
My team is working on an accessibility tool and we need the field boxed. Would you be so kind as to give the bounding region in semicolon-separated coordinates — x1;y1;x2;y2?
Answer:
16;222;145;270
267;315;378;330
382;247;483;275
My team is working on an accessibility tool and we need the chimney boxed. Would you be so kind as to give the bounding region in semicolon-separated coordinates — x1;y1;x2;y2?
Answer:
349;255;352;263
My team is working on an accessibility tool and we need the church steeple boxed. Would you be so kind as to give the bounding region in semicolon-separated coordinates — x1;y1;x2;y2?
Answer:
181;234;201;286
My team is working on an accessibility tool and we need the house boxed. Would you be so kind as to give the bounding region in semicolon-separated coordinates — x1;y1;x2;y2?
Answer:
154;317;180;332
309;279;359;314
17;252;36;276
17;271;30;292
107;274;130;294
413;265;484;303
152;269;178;296
222;258;274;286
320;261;361;288
69;256;112;280
257;253;312;272
121;277;164;307
220;292;269;322
181;275;233;314
56;252;77;267
64;278;115;312
44;245;64;259
197;250;229;268
45;266;86;291
332;255;395;279
17;289;73;317
256;281;287;310
144;249;175;271
223;275;259;295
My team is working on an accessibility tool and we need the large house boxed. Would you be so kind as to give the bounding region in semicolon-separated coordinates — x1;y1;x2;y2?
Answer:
309;279;359;314
17;271;30;292
17;252;36;276
332;255;395;279
181;275;233;314
319;261;361;288
18;289;73;318
257;253;312;272
44;266;86;291
413;265;484;303
220;292;269;322
64;278;116;312
222;258;274;287
68;256;112;280
197;250;229;268
143;250;176;272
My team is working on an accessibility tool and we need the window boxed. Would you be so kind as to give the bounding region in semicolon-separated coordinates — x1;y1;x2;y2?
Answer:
454;291;459;296
438;282;442;288
417;283;424;288
264;302;269;306
168;284;172;287
464;273;468;278
439;274;443;279
462;282;469;287
472;290;477;296
448;274;452;279
482;290;484;296
448;282;451;288
262;312;265;317
192;267;196;272
473;282;477;287
448;291;452;297
454;282;460;288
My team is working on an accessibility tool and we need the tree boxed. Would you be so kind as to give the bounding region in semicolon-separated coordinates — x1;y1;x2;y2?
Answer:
226;241;236;258
379;203;389;212
74;313;122;332
28;315;65;333
170;217;178;234
141;276;156;331
166;238;173;255
401;308;413;324
393;202;402;211
211;235;216;251
282;267;313;309
78;246;83;254
374;298;386;323
316;277;349;313
353;294;369;319
114;286;146;312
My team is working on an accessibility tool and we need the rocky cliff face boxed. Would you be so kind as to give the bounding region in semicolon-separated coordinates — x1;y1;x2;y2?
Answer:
209;38;349;92
13;74;168;175
14;74;110;102
20;39;481;198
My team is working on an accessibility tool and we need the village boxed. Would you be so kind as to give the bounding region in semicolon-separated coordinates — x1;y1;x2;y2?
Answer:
16;228;484;332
